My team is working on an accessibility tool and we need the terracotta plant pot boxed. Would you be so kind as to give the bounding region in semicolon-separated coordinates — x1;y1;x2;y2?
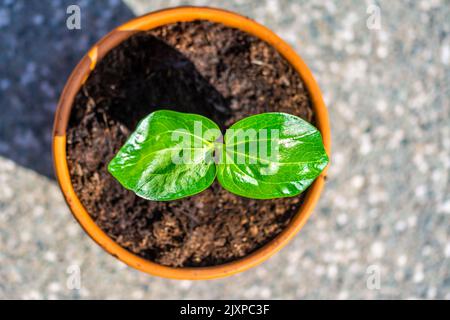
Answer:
53;6;331;280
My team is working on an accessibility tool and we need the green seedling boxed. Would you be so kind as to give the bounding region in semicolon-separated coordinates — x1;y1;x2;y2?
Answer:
108;110;328;201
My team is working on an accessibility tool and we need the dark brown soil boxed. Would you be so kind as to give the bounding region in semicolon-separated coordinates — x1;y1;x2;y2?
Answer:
67;21;314;267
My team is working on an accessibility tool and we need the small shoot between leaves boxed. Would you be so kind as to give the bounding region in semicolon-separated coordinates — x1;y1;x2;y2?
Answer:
108;110;329;201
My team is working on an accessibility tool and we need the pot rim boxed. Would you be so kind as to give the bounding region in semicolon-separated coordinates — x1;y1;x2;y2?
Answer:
53;6;331;280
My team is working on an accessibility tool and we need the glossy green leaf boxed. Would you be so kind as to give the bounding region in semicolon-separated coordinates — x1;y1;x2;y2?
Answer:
108;110;221;201
216;113;329;199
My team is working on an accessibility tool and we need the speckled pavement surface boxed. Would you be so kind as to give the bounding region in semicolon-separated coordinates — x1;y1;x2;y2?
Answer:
0;0;449;299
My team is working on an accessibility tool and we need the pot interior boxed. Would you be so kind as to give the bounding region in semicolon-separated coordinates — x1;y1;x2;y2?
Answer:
66;20;315;268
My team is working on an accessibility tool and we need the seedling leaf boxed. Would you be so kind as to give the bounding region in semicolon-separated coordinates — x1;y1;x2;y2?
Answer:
108;110;220;201
216;113;329;199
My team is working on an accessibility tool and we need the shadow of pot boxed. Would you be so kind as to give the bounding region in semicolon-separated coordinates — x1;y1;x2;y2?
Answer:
53;6;331;280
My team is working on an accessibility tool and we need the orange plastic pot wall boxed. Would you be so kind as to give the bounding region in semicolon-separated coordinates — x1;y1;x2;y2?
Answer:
53;7;331;280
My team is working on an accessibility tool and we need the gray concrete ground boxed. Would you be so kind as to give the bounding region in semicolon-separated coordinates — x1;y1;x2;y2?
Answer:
0;0;449;299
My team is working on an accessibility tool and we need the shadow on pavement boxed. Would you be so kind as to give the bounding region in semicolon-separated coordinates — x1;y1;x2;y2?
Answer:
0;0;135;179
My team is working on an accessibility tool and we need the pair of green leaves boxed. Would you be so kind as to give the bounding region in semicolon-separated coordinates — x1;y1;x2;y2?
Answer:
108;110;328;201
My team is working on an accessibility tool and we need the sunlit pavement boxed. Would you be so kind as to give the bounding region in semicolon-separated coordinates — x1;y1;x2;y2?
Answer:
0;0;449;299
